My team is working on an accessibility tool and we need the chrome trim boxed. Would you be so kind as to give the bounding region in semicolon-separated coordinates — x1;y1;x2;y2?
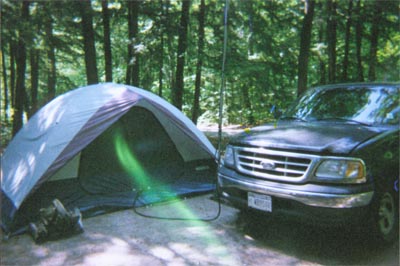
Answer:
233;147;320;183
218;173;374;208
232;147;367;184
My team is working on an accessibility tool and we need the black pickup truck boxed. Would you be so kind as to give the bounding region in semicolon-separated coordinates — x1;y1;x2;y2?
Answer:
218;83;399;243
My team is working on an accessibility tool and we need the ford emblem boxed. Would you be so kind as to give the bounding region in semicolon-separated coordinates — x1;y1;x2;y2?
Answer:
261;160;276;170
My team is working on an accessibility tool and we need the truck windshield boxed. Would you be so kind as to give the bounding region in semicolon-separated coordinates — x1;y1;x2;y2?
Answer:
284;85;400;126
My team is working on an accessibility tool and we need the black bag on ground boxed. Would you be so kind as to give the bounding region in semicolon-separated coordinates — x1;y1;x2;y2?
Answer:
28;199;83;243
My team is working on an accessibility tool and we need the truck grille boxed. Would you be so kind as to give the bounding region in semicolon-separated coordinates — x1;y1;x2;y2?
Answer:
235;147;315;182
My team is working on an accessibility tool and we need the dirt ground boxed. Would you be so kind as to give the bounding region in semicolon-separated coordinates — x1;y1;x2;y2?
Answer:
1;194;398;266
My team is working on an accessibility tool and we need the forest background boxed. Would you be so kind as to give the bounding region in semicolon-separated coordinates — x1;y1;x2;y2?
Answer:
1;0;399;148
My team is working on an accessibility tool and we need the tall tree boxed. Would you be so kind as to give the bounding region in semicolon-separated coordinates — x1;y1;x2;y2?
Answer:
368;0;382;81
192;0;205;124
241;81;255;125
158;0;166;97
44;4;56;102
354;0;364;81
326;0;337;83
126;1;141;86
9;41;16;108
246;0;254;56
29;49;39;118
341;0;353;82
165;0;176;92
102;0;113;82
317;21;326;84
173;0;190;110
80;0;99;85
28;2;43;117
1;40;9;118
297;0;315;96
12;1;30;136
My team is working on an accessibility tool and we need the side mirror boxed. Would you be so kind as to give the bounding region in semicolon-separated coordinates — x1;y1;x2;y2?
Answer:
270;105;282;119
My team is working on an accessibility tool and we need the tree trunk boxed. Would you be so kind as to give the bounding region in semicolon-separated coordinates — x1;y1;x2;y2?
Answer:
341;0;353;82
246;0;254;56
241;83;254;125
126;1;140;86
173;0;190;110
192;0;205;124
102;0;113;82
368;0;381;81
165;0;175;92
1;40;9;119
44;7;56;102
297;0;315;96
326;0;337;83
158;0;165;97
355;0;364;81
13;1;30;136
29;49;39;118
318;23;326;84
9;41;16;108
80;0;99;85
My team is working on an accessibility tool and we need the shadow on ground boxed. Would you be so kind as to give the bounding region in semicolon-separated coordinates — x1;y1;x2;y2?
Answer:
233;209;399;266
1;195;398;266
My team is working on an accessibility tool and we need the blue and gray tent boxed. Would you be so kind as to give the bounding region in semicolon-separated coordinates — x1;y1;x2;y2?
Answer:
1;83;216;234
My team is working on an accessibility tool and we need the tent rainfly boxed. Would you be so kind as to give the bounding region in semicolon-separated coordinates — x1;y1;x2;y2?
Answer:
1;83;217;234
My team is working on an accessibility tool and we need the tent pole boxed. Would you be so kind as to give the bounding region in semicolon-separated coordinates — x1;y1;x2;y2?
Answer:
217;0;229;165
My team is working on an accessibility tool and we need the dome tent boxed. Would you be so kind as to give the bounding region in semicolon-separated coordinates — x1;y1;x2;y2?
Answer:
1;83;216;234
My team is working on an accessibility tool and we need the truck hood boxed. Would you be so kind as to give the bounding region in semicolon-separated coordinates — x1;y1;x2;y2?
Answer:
230;122;385;154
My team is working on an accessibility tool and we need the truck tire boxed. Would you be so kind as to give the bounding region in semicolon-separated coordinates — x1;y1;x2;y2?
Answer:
372;189;399;244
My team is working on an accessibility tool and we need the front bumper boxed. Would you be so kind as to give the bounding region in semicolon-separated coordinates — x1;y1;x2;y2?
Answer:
218;167;375;224
219;173;373;209
218;166;374;209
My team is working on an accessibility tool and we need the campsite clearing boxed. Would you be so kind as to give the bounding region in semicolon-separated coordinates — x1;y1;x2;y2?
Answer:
1;194;398;266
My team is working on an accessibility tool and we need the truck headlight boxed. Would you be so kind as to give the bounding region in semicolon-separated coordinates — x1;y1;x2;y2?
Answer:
223;145;235;167
315;159;366;183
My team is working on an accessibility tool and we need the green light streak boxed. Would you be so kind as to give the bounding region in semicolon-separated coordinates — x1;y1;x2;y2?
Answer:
114;129;152;189
114;129;238;265
114;127;204;219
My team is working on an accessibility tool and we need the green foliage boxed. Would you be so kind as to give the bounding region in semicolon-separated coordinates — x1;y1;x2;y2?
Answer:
1;0;399;146
1;114;12;150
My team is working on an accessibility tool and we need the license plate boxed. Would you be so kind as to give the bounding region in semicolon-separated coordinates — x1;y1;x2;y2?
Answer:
248;192;272;212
